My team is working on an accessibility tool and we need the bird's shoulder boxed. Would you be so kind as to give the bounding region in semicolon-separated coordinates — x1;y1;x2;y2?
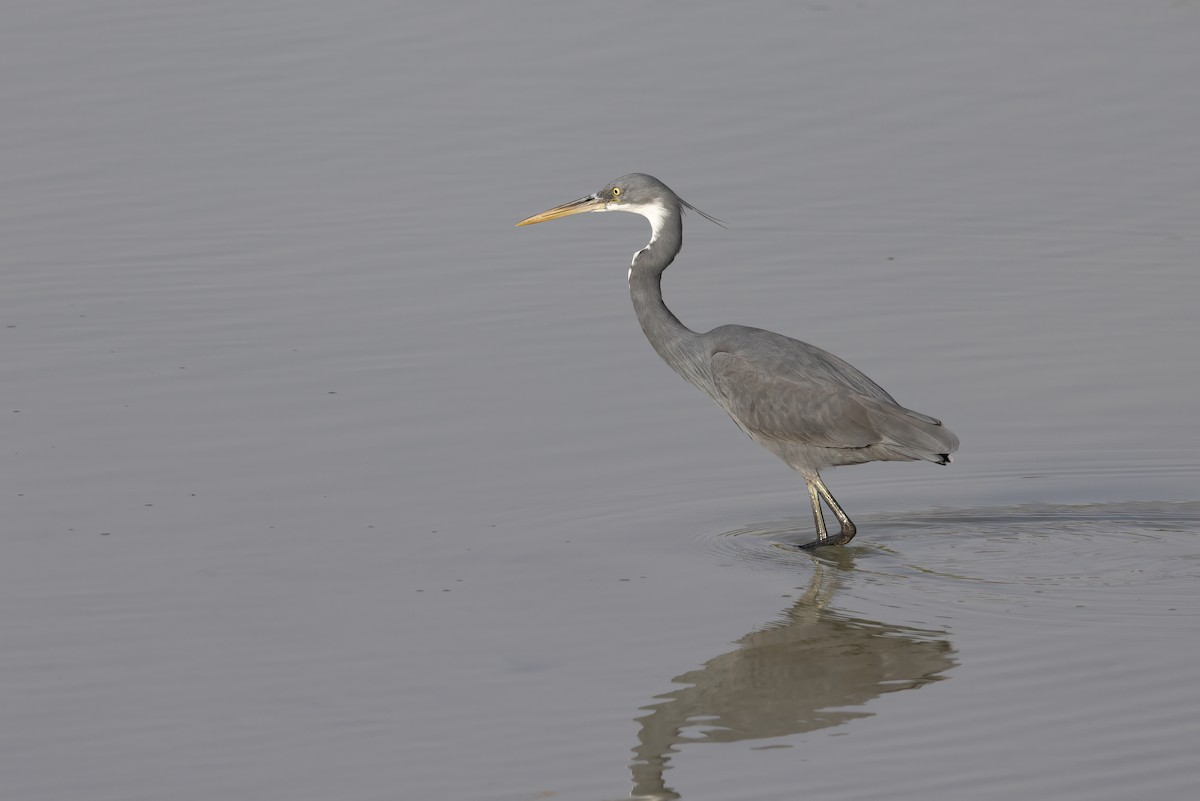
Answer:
702;324;897;404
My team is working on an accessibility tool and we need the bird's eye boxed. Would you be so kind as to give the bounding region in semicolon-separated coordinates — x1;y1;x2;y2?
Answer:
612;187;622;197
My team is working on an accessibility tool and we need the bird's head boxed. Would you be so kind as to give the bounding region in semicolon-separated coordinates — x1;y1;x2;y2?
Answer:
515;173;722;233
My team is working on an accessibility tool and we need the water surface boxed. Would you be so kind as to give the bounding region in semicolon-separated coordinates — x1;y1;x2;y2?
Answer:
2;2;1198;800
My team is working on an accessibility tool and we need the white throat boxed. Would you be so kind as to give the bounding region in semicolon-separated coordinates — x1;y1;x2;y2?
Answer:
615;200;670;246
611;200;670;282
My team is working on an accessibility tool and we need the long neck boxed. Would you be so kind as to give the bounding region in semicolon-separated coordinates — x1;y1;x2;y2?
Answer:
628;209;703;384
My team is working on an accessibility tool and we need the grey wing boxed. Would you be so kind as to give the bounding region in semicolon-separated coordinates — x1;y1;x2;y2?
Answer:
709;350;880;448
709;348;958;461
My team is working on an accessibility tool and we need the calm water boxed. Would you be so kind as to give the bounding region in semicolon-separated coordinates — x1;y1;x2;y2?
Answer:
3;2;1199;800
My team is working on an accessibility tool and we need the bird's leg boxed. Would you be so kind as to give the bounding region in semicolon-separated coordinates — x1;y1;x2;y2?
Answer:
799;475;857;550
806;480;829;541
813;475;857;545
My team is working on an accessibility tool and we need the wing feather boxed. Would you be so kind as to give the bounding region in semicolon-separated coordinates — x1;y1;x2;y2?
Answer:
708;334;957;460
710;350;879;448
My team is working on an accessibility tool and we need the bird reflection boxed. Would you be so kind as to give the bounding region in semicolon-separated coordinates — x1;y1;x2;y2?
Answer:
628;557;956;801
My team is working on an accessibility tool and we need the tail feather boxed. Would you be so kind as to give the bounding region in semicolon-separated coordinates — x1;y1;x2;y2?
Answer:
862;399;959;464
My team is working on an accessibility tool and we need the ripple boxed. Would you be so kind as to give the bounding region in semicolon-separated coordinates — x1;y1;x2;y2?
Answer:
701;501;1200;624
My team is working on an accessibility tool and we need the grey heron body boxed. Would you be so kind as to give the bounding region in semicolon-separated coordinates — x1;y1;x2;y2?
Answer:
517;174;958;549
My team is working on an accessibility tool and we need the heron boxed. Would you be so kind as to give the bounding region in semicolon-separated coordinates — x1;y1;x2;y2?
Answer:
516;174;958;549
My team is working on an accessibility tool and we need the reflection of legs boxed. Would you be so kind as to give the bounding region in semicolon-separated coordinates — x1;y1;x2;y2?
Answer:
799;474;857;550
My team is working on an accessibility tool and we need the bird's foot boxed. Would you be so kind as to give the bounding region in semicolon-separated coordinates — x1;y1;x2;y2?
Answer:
798;527;856;550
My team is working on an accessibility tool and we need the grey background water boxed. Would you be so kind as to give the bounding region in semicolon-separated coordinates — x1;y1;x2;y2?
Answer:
3;2;1198;800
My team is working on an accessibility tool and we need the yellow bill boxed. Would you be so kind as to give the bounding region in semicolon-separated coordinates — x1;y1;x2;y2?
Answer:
515;195;606;226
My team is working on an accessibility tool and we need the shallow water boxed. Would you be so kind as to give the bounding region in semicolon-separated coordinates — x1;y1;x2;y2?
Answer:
3;2;1199;800
634;501;1200;801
